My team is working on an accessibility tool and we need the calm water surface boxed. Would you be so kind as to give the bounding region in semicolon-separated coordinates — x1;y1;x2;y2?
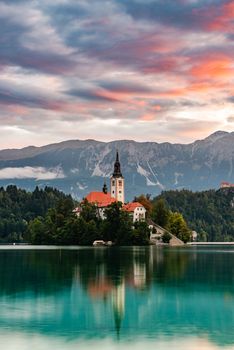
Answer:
0;245;233;350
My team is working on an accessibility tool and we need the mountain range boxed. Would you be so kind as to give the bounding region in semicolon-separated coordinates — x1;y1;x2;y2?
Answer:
0;130;233;200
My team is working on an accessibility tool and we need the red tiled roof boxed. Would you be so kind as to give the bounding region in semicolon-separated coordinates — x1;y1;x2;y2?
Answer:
85;191;116;207
123;202;145;212
88;280;114;298
221;182;234;188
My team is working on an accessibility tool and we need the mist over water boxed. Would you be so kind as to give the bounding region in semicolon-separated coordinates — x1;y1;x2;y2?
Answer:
0;246;233;349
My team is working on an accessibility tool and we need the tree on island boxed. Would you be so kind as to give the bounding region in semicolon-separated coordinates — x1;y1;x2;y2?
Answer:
132;221;151;245
161;231;171;244
151;198;169;228
101;202;133;245
149;197;192;243
133;194;153;216
166;212;191;243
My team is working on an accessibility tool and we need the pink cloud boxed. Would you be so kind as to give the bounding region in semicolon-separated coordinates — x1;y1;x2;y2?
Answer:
140;113;156;122
190;54;233;80
5;105;30;116
194;1;234;33
207;2;234;32
151;105;162;111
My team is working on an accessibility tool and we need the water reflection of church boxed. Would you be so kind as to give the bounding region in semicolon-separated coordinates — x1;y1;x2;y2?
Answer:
74;247;153;337
71;245;196;338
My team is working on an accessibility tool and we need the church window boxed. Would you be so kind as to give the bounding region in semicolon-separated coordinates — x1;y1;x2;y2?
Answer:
119;190;122;194
112;190;115;194
118;180;122;186
112;180;115;186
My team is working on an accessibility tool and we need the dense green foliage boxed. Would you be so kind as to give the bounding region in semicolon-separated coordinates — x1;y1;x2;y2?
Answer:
28;201;151;246
161;231;171;244
3;185;232;245
0;185;72;243
151;198;169;227
0;186;150;245
150;198;191;243
153;188;234;241
166;212;191;243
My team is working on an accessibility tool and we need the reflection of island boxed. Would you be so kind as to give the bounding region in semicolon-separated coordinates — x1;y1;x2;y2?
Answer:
0;246;217;297
70;246;202;337
0;246;234;347
72;246;234;344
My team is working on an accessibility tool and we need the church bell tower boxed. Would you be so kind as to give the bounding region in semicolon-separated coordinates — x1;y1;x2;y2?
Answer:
110;151;125;203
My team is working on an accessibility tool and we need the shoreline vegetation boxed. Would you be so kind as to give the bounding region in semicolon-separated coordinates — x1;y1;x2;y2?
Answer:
0;185;233;245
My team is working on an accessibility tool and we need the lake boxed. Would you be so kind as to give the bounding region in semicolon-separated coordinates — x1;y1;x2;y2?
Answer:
0;245;233;350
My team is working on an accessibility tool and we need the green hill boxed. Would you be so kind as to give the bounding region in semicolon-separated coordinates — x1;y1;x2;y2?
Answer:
0;185;74;243
153;188;234;241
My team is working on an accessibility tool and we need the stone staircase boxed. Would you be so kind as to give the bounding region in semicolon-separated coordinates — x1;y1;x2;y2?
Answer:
147;219;184;246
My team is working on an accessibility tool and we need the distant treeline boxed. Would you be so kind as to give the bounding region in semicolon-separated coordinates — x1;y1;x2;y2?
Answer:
152;188;234;241
0;185;72;243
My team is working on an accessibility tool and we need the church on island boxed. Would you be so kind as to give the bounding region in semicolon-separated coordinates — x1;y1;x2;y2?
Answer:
75;152;146;222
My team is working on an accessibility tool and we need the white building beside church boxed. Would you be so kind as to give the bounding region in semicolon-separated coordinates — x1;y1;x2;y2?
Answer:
123;202;146;223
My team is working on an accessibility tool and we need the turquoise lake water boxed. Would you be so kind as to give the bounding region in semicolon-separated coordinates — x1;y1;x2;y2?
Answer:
0;245;233;350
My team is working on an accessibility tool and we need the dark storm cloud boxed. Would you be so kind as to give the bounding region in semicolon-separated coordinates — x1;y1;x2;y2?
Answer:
179;100;207;107
120;0;199;28
67;89;120;102
0;0;26;3
98;81;153;93
45;1;117;51
1;49;75;75
119;0;228;30
0;82;63;110
0;8;75;74
46;3;88;26
227;96;234;103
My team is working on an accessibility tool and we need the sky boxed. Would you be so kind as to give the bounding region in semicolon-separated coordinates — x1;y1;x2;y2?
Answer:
0;0;234;149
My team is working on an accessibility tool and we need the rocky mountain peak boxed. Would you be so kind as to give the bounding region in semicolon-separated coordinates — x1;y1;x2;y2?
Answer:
0;131;232;200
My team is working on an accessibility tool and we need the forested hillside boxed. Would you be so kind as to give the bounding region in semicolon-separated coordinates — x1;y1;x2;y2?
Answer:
154;188;234;241
0;186;74;242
